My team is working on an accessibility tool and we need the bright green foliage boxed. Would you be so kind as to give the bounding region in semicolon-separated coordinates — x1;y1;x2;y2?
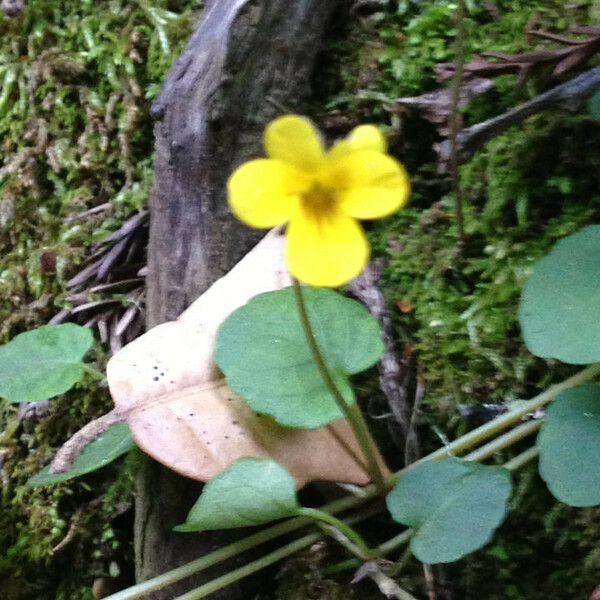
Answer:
176;458;299;532
2;0;600;597
588;88;600;121
215;288;384;428
519;226;600;364
28;422;135;486
0;0;198;340
0;2;199;597
0;324;93;402
387;458;512;564
538;384;600;507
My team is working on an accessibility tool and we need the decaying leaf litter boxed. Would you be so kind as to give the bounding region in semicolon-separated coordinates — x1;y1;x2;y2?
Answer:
4;1;600;598
52;231;388;488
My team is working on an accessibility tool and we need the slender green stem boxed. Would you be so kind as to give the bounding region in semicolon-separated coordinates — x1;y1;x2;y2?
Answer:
103;517;314;600
449;0;467;253
463;419;541;463
104;363;600;600
292;279;387;494
319;444;541;579
298;507;375;559
504;445;540;471
174;532;322;600
83;363;106;381
390;362;600;485
319;557;359;576
378;531;414;560
385;544;414;577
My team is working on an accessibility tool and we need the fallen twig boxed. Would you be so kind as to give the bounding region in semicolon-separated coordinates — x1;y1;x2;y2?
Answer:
347;262;414;451
437;65;600;167
437;26;600;83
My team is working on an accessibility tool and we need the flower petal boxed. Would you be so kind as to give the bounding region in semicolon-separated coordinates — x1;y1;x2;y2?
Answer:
329;124;387;160
264;115;325;172
286;208;369;287
326;150;411;219
228;159;308;228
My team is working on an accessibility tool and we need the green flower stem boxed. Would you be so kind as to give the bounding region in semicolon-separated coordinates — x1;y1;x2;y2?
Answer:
175;440;543;600
504;445;540;471
174;531;322;600
104;363;600;600
320;444;541;579
297;507;376;559
462;419;541;463
103;517;317;600
383;544;414;577
292;278;387;494
389;361;600;485
320;533;413;577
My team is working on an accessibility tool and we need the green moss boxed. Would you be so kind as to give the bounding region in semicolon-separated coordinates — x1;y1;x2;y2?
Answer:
311;1;600;598
322;0;597;114
0;1;200;597
3;0;600;597
0;0;201;337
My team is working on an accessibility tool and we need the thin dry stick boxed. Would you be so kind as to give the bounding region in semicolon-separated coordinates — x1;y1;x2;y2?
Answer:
449;0;467;255
437;65;600;165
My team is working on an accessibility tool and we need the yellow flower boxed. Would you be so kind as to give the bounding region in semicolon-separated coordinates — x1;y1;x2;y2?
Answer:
228;115;410;287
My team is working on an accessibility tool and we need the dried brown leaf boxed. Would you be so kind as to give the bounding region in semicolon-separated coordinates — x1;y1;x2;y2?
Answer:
104;230;385;488
396;77;493;133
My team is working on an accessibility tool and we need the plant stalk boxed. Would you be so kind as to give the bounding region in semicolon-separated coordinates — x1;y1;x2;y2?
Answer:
173;444;540;600
449;0;467;253
174;532;322;600
320;443;542;578
292;279;387;494
504;445;540;471
463;419;541;463
104;363;600;600
298;507;376;559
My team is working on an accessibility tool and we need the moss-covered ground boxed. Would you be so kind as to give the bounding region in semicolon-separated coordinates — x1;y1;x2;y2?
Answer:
2;0;600;598
0;1;199;598
288;0;600;598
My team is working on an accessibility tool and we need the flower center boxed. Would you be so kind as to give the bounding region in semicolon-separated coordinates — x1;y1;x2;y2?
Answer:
301;183;336;217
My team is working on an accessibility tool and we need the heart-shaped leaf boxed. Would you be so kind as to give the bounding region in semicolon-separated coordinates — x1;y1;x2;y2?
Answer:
538;384;600;507
101;231;387;488
215;287;384;428
387;458;512;564
28;422;135;486
0;324;94;403
176;458;299;532
519;225;600;364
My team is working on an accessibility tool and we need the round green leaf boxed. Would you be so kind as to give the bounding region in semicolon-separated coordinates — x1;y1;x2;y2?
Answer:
0;324;94;402
215;287;384;428
28;422;135;486
538;384;600;507
588;87;600;121
519;225;600;364
387;458;512;564
175;458;300;532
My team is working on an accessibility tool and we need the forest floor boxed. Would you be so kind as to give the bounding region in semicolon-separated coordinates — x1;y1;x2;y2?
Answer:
1;1;600;599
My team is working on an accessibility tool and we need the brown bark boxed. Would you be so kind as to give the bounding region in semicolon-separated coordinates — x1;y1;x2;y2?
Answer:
138;0;341;597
